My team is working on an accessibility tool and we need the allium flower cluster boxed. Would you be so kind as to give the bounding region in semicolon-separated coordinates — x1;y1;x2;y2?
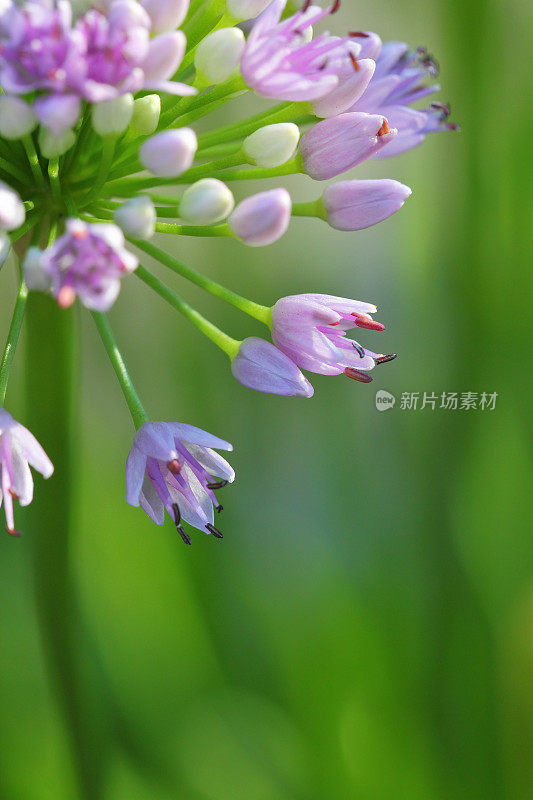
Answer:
0;0;455;541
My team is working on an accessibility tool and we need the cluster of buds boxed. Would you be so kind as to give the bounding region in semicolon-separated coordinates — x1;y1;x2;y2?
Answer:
0;0;455;542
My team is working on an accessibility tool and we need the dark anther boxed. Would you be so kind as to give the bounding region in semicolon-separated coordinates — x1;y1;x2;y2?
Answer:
330;0;341;14
6;526;21;537
419;54;439;76
167;458;182;475
430;101;450;119
352;341;366;358
207;479;228;490
302;0;312;11
177;526;192;546
349;31;370;38
375;353;398;365
216;505;224;514
172;502;181;526
318;59;329;71
344;367;373;383
416;45;427;56
447;122;460;131
349;52;360;72
206;523;224;539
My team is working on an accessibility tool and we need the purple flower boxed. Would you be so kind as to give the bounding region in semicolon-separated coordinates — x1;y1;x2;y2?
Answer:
23;219;138;311
0;407;54;536
322;178;412;230
228;188;291;246
299;112;396;180
351;36;457;156
125;421;234;543
271;294;396;381
241;0;362;103
231;337;314;397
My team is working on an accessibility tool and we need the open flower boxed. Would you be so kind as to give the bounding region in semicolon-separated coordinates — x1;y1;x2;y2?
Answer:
23;219;138;311
126;422;235;544
0;408;54;536
271;293;396;382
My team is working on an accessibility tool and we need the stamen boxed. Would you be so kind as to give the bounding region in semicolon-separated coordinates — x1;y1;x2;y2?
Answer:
302;0;312;11
206;479;228;490
330;0;341;14
177;525;192;546
375;353;397;365
344;367;373;383
447;122;460;131
430;101;450;119
349;52;360;72
419;54;439;76
6;526;21;537
377;119;391;137
352;341;366;358
351;312;385;332
167;459;182;475
206;523;223;539
216;505;223;514
349;31;370;38
172;502;181;526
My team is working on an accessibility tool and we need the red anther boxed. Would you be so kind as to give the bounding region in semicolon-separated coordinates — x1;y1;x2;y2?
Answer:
349;52;360;71
447;122;460;131
302;0;312;11
375;353;397;365
6;527;21;537
430;101;450;118
167;459;182;475
330;0;341;13
349;31;370;38
57;285;76;308
377;119;391;137
344;367;373;383
351;312;385;331
8;489;19;499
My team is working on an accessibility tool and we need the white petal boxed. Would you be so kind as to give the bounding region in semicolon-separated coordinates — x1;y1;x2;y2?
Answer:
125;445;147;506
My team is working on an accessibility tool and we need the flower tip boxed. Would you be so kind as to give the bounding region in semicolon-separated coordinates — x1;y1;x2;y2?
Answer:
57;286;76;309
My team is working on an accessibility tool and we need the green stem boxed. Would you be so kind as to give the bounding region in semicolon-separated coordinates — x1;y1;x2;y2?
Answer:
292;198;328;221
133;239;272;325
80;135;117;209
0;281;28;405
26;293;103;800
205;155;304;182
22;134;46;187
91;312;149;430
48;157;61;202
197;102;310;149
0;155;29;184
155;221;233;237
135;264;240;358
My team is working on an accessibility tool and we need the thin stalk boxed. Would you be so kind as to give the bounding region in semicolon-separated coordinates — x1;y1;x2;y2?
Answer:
135;264;240;358
10;212;42;245
0;281;28;405
133;240;271;325
197;102;309;149
292;198;328;220
79;135;117;209
205;155;304;182
155;222;232;237
48;157;61;202
159;74;246;130
91;313;148;430
0;155;29;184
22;134;46;187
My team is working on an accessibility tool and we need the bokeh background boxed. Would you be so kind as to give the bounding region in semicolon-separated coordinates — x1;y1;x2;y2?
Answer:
1;0;532;797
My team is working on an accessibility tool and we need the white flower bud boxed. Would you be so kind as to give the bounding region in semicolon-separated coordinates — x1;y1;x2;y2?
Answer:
140;129;197;177
131;94;161;136
194;28;245;85
0;182;25;232
0;96;37;140
92;94;134;136
226;0;271;20
179;179;235;225
141;0;189;33
38;127;76;159
114;196;156;240
243;123;300;168
23;247;50;292
0;233;11;269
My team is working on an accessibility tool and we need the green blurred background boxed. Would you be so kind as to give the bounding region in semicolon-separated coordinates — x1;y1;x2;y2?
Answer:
1;0;532;797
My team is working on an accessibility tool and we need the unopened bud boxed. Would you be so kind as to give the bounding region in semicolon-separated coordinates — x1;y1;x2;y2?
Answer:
226;0;271;20
228;188;291;246
0;96;37;139
141;0;189;32
140;128;197;177
132;94;161;136
34;93;81;136
114;196;156;240
38;127;76;159
23;247;50;292
0;183;25;232
179;179;234;225
194;28;245;85
231;337;314;397
243;123;300;168
92;94;134;136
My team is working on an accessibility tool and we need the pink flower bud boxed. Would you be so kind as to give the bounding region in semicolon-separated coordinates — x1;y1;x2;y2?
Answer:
299;112;397;180
322;179;412;231
228;188;291;246
140;128;197;177
33;93;81;136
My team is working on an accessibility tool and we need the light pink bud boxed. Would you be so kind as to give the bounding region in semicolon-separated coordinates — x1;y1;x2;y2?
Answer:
140;128;197;177
228;188;291;246
231;337;314;397
0;182;25;231
141;0;189;32
299;113;397;180
34;93;81;136
322;179;412;231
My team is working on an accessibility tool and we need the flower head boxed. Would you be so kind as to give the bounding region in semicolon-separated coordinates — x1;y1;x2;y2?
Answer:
126;421;234;543
271;293;395;381
0;407;53;536
23;219;138;311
